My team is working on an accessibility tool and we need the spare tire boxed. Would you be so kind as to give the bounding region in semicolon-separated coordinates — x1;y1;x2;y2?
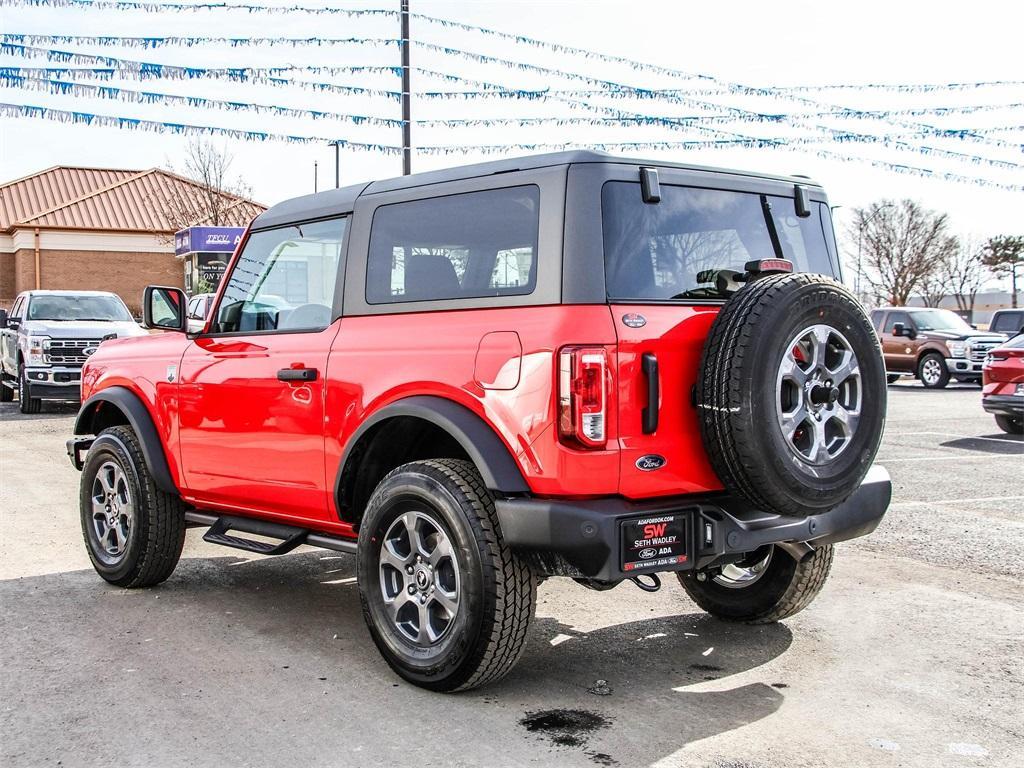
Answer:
696;273;886;518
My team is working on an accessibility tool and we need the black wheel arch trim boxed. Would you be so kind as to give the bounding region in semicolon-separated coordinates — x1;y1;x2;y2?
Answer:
74;386;178;495
334;395;530;517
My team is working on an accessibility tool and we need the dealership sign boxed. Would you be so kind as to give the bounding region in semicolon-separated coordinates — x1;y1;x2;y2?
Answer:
174;226;245;257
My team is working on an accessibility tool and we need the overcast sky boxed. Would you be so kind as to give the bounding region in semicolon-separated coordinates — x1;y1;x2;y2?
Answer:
1;0;1021;285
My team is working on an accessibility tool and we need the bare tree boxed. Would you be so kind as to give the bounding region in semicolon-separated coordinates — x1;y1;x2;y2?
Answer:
159;139;253;232
944;240;988;315
981;235;1024;308
919;269;947;308
853;199;958;306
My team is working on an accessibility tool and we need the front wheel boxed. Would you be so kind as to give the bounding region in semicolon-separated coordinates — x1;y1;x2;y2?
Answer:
994;414;1023;434
677;544;834;623
357;459;535;692
17;364;41;414
80;425;186;587
918;353;949;389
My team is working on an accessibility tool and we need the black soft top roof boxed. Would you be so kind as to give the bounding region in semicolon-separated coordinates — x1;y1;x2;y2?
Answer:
252;150;821;230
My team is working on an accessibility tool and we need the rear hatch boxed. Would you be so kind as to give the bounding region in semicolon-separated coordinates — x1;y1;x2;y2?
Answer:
600;173;842;499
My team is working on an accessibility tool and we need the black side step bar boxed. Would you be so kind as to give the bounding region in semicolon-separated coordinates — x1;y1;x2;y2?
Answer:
184;511;357;556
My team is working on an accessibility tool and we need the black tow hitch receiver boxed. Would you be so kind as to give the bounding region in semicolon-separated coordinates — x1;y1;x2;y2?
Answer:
66;437;94;471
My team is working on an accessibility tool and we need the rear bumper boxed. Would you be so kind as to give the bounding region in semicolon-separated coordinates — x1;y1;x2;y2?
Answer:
495;465;892;581
982;394;1024;417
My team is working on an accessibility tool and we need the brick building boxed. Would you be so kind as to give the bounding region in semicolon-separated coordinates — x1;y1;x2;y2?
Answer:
0;166;264;312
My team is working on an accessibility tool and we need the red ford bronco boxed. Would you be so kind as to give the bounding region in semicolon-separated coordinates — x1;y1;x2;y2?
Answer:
67;152;891;691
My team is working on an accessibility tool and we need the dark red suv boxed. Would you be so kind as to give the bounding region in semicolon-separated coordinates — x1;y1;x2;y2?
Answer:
67;152;890;691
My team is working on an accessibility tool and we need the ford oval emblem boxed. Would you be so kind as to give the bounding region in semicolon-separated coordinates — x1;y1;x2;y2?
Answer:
622;313;647;329
635;454;666;471
82;346;99;357
639;548;657;560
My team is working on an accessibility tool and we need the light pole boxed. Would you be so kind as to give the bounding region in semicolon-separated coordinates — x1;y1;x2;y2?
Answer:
855;203;893;303
400;0;411;175
328;141;341;188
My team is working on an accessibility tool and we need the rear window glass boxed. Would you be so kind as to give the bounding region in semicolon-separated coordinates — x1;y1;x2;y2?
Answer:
601;182;836;301
366;185;539;304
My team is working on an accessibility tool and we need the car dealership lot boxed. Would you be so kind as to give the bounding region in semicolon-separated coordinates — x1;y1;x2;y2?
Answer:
1;384;1021;768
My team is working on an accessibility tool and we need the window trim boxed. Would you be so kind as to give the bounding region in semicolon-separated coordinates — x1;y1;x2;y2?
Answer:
342;166;566;317
200;214;350;339
364;184;541;306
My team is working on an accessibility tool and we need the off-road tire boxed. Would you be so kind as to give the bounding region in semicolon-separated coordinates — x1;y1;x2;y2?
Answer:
994;414;1023;434
358;459;535;692
696;273;887;517
80;425;186;587
17;364;41;414
678;544;834;623
917;352;950;389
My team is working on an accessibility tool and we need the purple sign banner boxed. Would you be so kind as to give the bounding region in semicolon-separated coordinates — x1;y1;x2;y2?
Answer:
174;226;245;257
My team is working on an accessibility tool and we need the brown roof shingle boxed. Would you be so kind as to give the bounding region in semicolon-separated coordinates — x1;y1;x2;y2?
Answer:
0;165;265;232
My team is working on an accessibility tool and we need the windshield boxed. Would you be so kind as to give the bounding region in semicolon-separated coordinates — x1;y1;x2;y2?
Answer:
912;309;972;332
602;182;838;300
26;294;132;322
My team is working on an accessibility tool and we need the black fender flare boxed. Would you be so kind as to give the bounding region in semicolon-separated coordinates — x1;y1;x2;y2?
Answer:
335;395;530;507
75;386;178;495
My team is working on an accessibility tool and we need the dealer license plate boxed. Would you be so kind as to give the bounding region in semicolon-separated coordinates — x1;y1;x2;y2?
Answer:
621;513;688;572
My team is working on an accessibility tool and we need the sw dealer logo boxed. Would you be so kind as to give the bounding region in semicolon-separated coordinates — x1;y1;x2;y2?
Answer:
643;523;667;539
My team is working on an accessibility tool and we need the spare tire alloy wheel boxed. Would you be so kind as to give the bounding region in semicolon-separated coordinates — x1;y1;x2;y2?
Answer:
697;273;886;518
776;325;861;465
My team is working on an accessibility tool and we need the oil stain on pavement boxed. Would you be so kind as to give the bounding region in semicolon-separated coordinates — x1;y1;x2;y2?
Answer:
519;708;615;764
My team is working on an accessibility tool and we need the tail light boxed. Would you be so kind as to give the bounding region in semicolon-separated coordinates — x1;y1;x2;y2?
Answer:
558;346;608;448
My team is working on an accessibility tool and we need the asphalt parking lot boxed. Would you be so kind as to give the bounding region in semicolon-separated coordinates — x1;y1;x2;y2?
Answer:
1;382;1021;768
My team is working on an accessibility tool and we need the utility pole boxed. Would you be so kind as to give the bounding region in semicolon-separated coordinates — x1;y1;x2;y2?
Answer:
314;161;318;193
329;141;341;188
400;0;411;175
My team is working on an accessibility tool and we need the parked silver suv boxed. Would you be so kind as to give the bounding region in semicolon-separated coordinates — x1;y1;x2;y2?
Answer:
0;290;146;413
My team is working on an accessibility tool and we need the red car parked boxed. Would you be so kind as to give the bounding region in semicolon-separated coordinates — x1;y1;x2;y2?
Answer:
982;333;1024;434
67;152;891;691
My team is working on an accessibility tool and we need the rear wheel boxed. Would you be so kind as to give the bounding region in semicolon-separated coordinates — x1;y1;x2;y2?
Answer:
17;364;41;414
994;414;1023;434
357;459;535;691
678;544;834;623
0;376;12;402
918;352;949;389
886;374;901;385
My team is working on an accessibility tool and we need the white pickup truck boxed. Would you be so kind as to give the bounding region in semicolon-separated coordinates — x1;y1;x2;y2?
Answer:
0;290;146;413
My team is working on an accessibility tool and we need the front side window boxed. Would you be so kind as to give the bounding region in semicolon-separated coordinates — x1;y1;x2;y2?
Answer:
884;311;911;334
366;185;540;304
212;218;346;333
26;294;132;322
992;311;1023;333
602;182;836;301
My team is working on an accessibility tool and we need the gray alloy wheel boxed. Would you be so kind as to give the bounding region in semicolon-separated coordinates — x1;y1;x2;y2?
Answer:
712;549;774;589
89;460;135;565
378;510;461;646
775;324;862;465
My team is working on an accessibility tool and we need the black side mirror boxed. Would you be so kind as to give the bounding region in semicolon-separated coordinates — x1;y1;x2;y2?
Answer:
143;286;188;332
0;309;7;328
892;322;905;337
7;315;20;331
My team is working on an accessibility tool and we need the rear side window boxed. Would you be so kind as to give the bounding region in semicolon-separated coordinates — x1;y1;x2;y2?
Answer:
366;185;540;304
992;311;1024;333
601;182;836;301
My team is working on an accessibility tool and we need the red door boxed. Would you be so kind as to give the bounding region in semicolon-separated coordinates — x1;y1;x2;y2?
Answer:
177;326;337;523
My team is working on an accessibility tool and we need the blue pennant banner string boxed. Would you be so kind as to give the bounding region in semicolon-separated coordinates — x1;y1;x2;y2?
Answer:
3;100;1022;192
0;0;397;16
2;33;401;49
0;72;404;126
